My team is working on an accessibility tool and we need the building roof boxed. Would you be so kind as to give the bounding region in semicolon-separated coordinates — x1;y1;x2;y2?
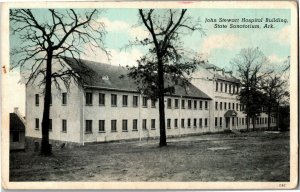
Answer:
10;113;25;132
198;62;240;83
62;57;211;100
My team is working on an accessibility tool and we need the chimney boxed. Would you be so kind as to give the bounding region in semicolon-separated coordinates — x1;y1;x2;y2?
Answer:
14;107;26;125
14;107;19;113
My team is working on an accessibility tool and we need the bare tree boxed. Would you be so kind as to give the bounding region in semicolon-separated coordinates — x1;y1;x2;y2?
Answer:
10;9;108;155
231;47;270;131
261;74;289;130
126;9;204;147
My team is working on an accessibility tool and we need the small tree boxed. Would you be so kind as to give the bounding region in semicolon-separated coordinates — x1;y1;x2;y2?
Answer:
231;47;269;131
126;9;204;146
10;9;108;155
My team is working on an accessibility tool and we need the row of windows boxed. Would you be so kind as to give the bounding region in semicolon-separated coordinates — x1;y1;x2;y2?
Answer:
87;92;210;110
215;101;245;111
35;93;210;110
213;117;276;128
97;118;209;132
35;116;276;133
35;118;209;133
35;118;66;132
216;81;239;94
166;98;209;110
35;93;67;106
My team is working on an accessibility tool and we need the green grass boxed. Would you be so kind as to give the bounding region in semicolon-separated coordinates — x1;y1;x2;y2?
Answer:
10;131;290;181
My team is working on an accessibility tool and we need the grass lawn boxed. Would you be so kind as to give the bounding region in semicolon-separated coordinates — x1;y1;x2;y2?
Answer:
9;131;290;181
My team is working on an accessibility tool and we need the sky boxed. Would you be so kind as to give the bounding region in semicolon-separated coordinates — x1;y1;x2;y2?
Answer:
8;8;291;114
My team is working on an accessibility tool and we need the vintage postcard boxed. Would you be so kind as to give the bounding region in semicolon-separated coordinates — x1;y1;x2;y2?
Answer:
1;0;298;190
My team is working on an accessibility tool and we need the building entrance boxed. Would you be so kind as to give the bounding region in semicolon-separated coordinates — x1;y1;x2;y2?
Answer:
226;117;230;129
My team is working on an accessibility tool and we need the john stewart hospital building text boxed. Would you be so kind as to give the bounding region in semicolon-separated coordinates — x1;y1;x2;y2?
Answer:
26;57;277;145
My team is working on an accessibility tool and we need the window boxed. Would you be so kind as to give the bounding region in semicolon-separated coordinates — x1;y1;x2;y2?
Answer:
99;93;105;105
111;120;117;132
86;92;93;105
142;97;148;107
229;103;231;109
188;100;192;109
199;118;203;128
232;103;235;110
242;118;244;125
111;94;117;106
122;95;128;107
199;101;203;109
205;118;208;127
49;119;52;132
260;118;262;124
174;119;178;128
133;96;138;107
229;84;231;93
35;94;39;106
233;85;235;94
240;104;242;111
236;103;239;111
142;119;147;130
12;132;19;142
181;119;185;128
133;119;138;131
181;99;185;109
167;119;171;129
50;95;52;105
220;117;222;127
265;117;267;124
62;119;67;132
216;82;218;91
215;102;218;110
167;98;172;108
220;102;223;110
122;120;128;131
35;118;39;130
205;101;208;110
174;99;179;108
215;117;218;127
151;99;156;108
220;83;223;92
194;100;197;109
99;120;105;132
224;102;227;110
151;119;155;129
187;118;191;128
62;92;67;105
85;120;92;133
225;84;228;92
193;118;197;128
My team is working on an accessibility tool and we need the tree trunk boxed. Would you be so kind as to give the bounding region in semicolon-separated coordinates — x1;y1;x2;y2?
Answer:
252;116;256;131
267;105;271;130
246;115;250;131
41;51;53;156
277;102;280;131
158;59;167;147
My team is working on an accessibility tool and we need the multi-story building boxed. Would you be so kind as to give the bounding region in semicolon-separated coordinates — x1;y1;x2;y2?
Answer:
25;57;276;145
191;62;276;132
26;57;212;145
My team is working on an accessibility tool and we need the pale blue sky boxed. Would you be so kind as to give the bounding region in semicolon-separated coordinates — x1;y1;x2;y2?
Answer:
9;8;291;114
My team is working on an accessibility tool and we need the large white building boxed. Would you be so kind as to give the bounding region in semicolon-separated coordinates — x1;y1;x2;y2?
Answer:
25;57;276;145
